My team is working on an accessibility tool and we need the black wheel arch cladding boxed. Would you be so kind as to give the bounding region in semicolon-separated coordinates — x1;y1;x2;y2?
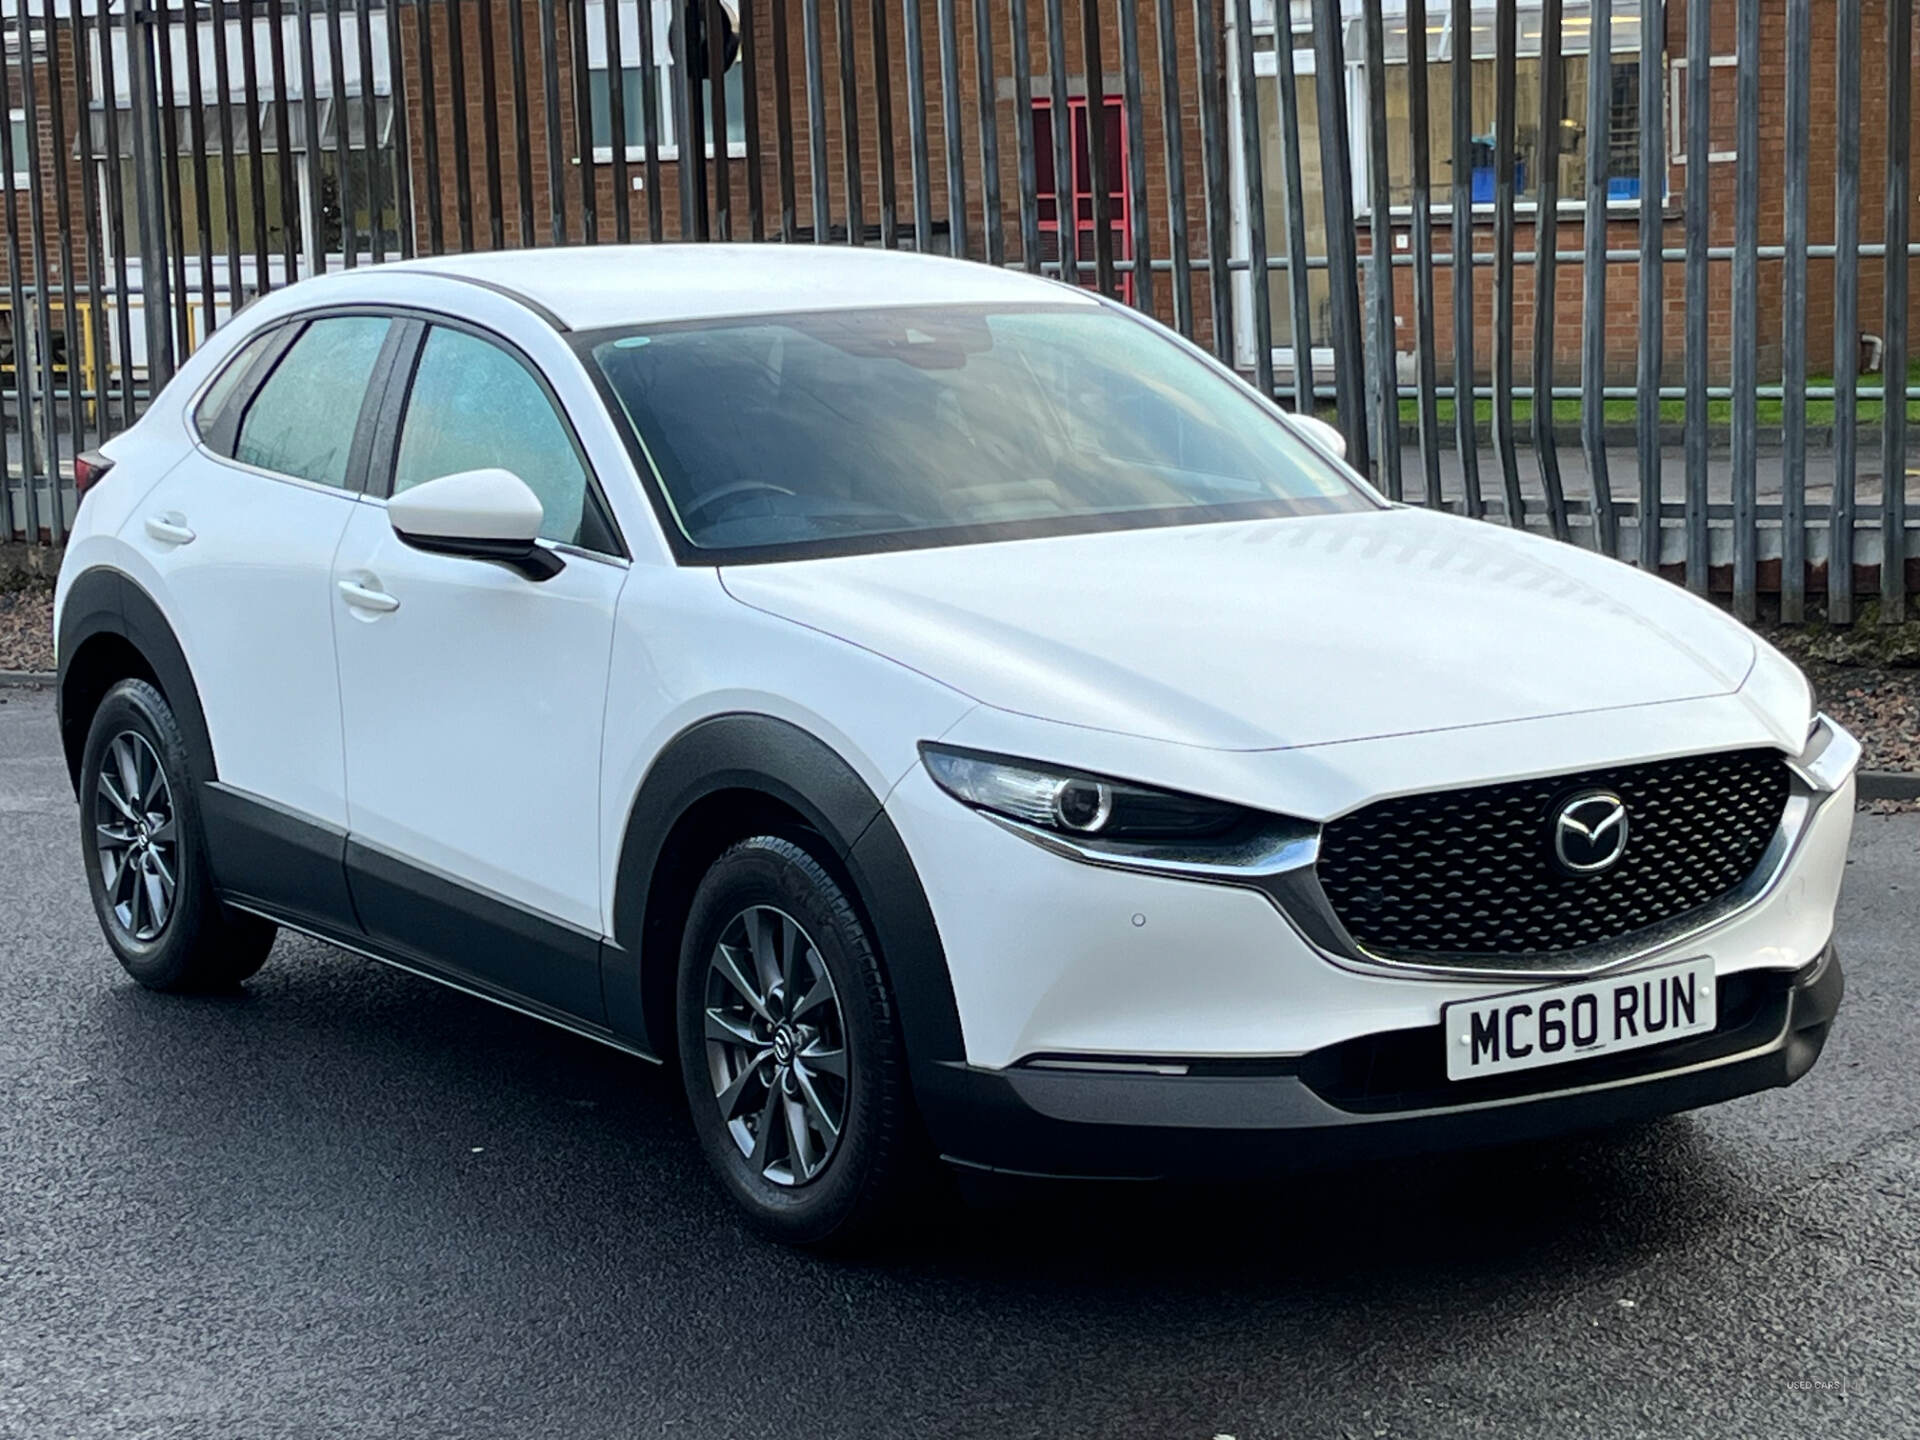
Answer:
57;567;219;797
607;712;967;1080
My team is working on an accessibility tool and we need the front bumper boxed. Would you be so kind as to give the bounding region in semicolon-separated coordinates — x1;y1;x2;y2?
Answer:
918;947;1843;1179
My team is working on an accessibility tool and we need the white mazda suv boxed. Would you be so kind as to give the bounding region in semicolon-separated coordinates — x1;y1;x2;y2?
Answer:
54;246;1855;1245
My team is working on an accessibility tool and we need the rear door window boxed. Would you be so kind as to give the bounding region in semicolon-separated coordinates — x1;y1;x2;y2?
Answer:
233;316;391;488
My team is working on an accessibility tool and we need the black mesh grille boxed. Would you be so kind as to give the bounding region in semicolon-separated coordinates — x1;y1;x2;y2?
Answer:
1316;749;1792;961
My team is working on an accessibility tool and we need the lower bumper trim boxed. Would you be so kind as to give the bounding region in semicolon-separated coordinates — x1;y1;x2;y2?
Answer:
917;947;1843;1180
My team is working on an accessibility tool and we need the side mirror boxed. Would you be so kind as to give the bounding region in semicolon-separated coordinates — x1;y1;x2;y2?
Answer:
1290;412;1349;463
387;468;564;582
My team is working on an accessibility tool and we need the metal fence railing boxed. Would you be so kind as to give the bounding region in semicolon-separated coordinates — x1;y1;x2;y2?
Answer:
2;0;1915;624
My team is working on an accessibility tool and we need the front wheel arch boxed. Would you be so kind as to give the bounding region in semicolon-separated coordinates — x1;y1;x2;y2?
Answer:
608;714;966;1080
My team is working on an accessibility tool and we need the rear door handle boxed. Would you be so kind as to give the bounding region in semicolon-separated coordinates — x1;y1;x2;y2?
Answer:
337;579;400;614
144;513;196;546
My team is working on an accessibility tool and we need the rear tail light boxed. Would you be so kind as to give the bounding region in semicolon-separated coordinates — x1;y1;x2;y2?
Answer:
73;450;114;507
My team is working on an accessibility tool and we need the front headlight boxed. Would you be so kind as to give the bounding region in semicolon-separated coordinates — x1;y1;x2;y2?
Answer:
920;745;1246;840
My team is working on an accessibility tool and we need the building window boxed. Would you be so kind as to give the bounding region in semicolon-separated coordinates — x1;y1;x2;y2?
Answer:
1367;1;1652;211
1032;96;1135;306
585;0;747;160
8;108;29;187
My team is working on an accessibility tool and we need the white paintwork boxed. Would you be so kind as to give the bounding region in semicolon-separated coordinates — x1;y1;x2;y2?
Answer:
1289;412;1349;461
386;467;545;545
331;501;623;935
722;507;1759;753
55;250;1854;1111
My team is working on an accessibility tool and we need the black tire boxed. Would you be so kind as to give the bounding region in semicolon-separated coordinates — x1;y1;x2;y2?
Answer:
676;836;925;1247
78;679;277;992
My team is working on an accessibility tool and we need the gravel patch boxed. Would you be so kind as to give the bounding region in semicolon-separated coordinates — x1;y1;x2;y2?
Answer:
0;587;54;674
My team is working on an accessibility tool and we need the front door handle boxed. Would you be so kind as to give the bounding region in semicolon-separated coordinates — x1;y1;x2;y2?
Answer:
337;579;401;614
144;513;196;546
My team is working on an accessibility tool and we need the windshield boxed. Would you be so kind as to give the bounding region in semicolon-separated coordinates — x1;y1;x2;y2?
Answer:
582;303;1371;560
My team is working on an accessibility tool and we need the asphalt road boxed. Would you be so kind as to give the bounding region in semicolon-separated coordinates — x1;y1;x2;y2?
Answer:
3;687;1917;1440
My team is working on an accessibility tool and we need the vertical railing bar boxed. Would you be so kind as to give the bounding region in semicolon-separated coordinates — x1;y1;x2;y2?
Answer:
574;0;601;240
1490;0;1522;525
1309;0;1366;469
238;0;271;285
1634;0;1664;570
442;0;474;250
870;0;899;246
123;0;173;397
1230;0;1266;383
771;0;797;240
98;0;139;428
1079;0;1112;295
13;7;57;532
1360;0;1399;499
412;0;445;255
838;0;867;243
973;0;1003;265
1448;0;1481;517
268;0;302;273
1780;0;1810;622
1579;0;1614;551
540;0;573;242
1528;0;1567;539
1881;0;1912;622
325;0;358;262
635;0;665;242
1681;0;1708;589
742;0;765;239
903;0;934;249
354;0;385;262
1830;0;1860;624
669;0;698;236
801;0;831;237
1192;0;1232;359
1115;0;1150;309
1008;0;1041;269
1405;0;1440;504
1042;0;1073;277
1151;0;1190;334
507;0;538;245
150;0;191;349
707;0;732;238
1730;0;1759;622
68;0;111;450
604;0;633;242
1275;18;1312;410
207;0;245;302
44;0;84;534
473;0;503;250
935;0;969;257
381;0;413;256
0;42;39;539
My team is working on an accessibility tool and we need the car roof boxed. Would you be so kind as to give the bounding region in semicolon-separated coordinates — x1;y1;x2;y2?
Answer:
374;244;1098;331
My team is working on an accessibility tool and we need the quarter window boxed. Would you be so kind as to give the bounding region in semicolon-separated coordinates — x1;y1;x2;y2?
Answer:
233;316;391;487
393;326;591;548
193;328;282;449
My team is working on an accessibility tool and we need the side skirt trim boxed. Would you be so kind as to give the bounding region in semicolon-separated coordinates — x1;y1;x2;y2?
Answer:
225;899;662;1065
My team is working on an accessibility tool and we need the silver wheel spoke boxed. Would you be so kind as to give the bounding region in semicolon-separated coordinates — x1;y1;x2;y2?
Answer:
797;1041;846;1081
713;943;773;1023
714;1051;771;1119
790;974;836;1024
704;1008;759;1047
148;817;177;847
97;771;139;824
96;822;136;850
782;1095;816;1181
747;1086;782;1172
792;1063;841;1142
747;909;782;995
151;849;177;906
141;863;168;933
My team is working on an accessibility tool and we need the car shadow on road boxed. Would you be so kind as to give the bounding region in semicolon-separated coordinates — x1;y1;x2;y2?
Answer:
80;929;1759;1306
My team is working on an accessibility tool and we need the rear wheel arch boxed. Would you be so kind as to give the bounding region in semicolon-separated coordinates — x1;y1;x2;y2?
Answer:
57;568;216;797
608;714;965;1076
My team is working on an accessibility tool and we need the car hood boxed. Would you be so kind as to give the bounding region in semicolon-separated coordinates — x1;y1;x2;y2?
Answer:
719;507;1759;752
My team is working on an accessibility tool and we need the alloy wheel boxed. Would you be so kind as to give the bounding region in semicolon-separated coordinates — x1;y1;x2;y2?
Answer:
702;905;850;1186
93;731;179;943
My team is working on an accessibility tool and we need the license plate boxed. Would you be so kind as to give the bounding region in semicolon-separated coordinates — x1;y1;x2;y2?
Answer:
1444;957;1717;1082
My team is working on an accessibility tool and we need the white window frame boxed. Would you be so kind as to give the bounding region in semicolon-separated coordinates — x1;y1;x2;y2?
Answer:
7;108;30;187
583;0;748;165
1668;54;1739;165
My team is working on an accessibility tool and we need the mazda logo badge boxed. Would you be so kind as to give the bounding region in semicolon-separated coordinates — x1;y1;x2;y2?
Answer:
1552;791;1630;875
